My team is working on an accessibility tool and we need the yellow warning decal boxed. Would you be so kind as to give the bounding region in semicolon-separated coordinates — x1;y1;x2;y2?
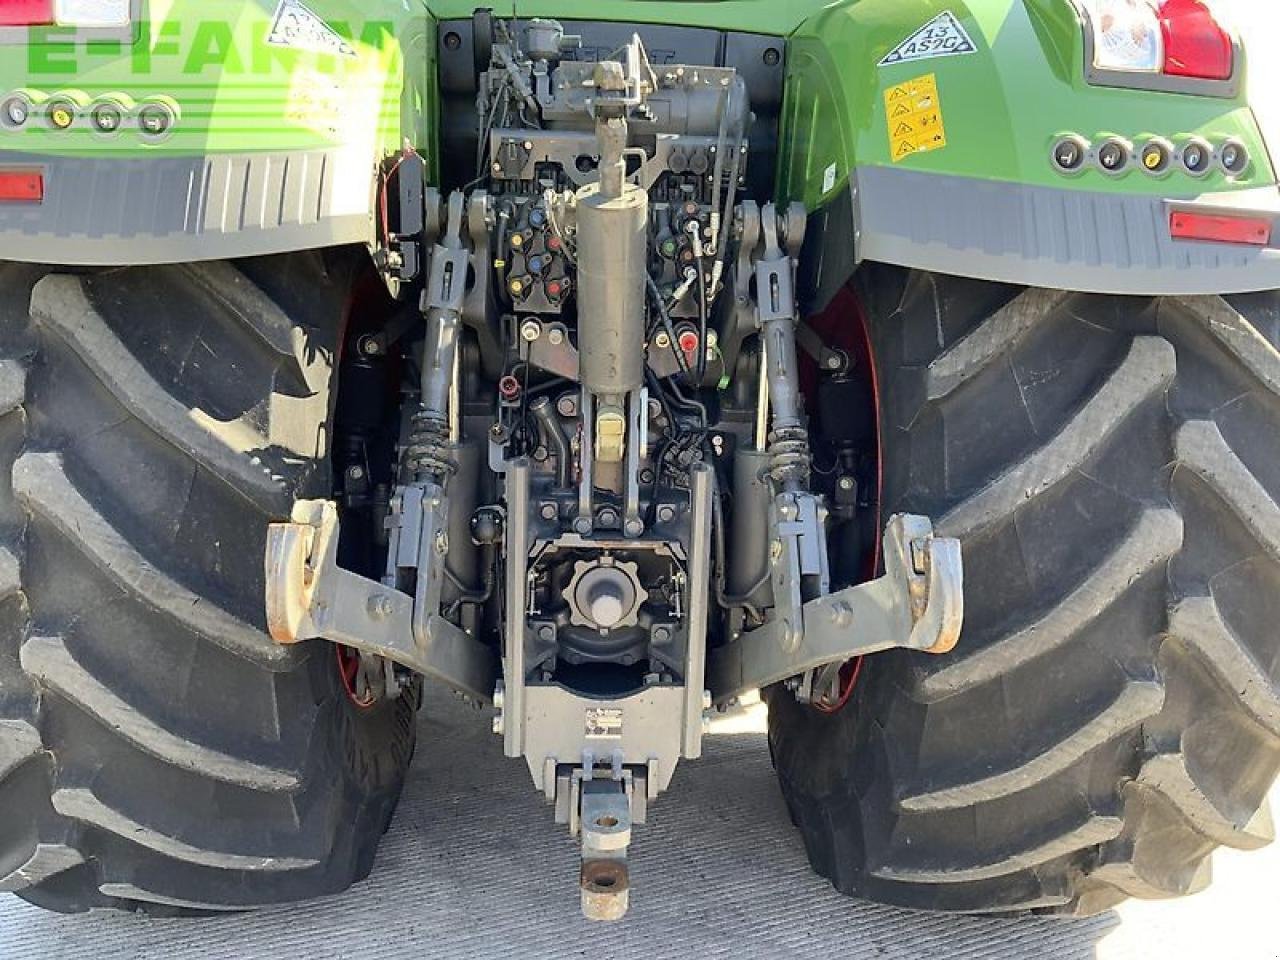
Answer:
884;74;947;162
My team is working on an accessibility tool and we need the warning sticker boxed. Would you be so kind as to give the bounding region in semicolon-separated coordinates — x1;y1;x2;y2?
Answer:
285;68;345;134
879;11;977;67
267;0;357;57
884;74;947;162
585;708;624;739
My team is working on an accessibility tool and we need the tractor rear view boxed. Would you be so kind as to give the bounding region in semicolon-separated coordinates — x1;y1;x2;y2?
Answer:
0;0;1277;922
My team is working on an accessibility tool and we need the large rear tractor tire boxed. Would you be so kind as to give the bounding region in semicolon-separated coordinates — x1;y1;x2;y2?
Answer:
0;255;417;913
769;267;1280;914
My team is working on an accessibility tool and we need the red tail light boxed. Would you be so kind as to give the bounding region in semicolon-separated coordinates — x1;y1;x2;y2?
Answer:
0;171;45;204
1170;211;1271;246
0;0;130;26
1159;0;1233;80
0;0;54;26
1080;0;1236;87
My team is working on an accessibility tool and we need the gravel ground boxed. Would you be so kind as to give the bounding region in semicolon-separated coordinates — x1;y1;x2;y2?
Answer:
2;688;1276;960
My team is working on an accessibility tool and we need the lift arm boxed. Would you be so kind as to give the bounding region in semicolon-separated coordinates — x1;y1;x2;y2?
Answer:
709;514;963;704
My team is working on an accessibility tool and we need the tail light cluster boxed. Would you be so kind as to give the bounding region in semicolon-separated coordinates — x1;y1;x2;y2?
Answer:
0;0;130;27
1077;0;1236;88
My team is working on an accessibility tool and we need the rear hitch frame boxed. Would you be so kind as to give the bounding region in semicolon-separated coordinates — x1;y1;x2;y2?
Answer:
265;498;497;704
709;514;963;705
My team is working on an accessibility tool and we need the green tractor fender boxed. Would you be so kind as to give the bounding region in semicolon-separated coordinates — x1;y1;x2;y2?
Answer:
0;0;433;266
785;0;1280;299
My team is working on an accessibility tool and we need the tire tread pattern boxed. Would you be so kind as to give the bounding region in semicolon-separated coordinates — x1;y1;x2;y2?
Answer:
769;270;1280;913
0;256;416;913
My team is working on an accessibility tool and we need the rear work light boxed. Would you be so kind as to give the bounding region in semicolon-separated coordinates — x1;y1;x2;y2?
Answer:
0;171;44;204
1170;210;1272;246
1078;0;1235;86
0;0;130;27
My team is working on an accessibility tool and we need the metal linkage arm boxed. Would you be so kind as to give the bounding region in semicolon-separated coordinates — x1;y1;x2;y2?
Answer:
709;515;963;704
265;499;497;703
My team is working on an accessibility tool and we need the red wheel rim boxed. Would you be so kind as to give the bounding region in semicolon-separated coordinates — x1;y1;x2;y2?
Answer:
805;285;882;716
335;644;378;709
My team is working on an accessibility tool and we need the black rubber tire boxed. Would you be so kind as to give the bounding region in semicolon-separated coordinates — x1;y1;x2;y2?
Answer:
769;267;1280;915
0;254;417;914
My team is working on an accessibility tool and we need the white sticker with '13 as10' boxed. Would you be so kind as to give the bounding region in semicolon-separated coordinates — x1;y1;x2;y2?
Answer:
879;11;977;67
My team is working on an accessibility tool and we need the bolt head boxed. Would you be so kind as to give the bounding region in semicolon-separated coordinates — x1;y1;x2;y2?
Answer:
540;502;558;520
838;476;855;491
548;327;565;345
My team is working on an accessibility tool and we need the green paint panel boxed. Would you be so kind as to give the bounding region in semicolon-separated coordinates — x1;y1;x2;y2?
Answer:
1;0;1277;220
779;0;1276;207
0;0;433;164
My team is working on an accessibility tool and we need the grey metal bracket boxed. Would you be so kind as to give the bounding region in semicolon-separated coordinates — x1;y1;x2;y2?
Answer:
577;777;632;921
755;204;797;324
709;514;963;704
527;320;581;380
265;499;496;703
795;319;852;375
423;191;469;316
767;491;830;654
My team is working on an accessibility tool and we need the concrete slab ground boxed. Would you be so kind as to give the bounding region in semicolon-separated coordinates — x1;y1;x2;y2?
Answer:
2;688;1276;960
